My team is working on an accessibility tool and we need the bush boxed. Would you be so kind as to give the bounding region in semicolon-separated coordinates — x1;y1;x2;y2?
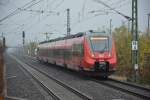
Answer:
113;26;150;85
113;26;132;76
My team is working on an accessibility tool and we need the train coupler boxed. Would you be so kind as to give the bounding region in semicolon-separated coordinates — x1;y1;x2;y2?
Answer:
94;61;109;72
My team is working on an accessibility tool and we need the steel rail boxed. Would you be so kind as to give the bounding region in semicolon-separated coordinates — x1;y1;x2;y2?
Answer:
31;76;61;100
24;61;92;100
109;78;150;92
92;78;150;100
10;55;61;100
24;55;150;99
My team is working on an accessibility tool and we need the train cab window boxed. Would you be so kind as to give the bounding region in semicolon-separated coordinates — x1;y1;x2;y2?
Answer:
89;37;110;52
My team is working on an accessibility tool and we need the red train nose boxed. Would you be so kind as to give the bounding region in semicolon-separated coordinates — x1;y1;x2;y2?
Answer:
91;51;111;60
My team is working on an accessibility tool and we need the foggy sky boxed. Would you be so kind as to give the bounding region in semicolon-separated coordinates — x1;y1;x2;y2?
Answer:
0;0;149;46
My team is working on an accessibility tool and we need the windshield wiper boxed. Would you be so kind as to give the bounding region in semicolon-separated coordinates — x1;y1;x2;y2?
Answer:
89;38;95;54
100;45;107;52
100;41;108;52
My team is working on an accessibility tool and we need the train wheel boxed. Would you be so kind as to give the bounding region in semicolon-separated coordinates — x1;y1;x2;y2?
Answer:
103;75;108;79
37;58;42;63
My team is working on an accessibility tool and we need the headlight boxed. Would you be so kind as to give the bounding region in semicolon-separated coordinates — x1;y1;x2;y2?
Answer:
108;52;112;58
91;53;94;57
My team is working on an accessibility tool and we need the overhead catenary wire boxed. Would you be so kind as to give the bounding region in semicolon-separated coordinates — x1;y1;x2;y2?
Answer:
0;0;44;23
18;8;59;15
106;0;128;9
77;0;128;26
20;0;63;31
0;0;36;23
93;0;132;20
89;0;129;14
103;0;127;10
72;0;120;28
9;0;60;34
81;0;87;19
24;0;44;9
0;0;50;37
53;0;64;10
4;12;39;34
72;12;109;29
1;0;132;41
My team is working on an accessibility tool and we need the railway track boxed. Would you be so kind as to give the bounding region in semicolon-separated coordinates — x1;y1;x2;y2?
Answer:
26;62;92;100
11;55;92;100
92;78;150;100
24;55;150;100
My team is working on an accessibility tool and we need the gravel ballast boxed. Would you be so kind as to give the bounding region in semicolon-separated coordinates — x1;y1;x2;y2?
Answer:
4;54;53;100
20;54;144;100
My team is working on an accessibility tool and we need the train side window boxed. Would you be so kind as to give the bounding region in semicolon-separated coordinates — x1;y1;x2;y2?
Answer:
79;44;84;56
73;43;84;56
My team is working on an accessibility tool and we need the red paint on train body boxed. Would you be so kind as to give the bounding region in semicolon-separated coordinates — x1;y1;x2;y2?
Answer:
36;31;117;77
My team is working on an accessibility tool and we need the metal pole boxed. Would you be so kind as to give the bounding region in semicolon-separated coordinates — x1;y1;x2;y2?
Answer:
131;0;138;82
110;19;112;34
3;37;5;48
67;8;70;36
1;32;3;37
127;20;130;37
22;31;25;54
22;31;25;46
45;33;49;41
127;18;132;37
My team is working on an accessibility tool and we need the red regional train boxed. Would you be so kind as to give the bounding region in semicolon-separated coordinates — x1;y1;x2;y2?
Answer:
36;30;117;78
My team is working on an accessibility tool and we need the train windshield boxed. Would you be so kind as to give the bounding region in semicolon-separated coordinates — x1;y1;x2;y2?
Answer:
90;37;109;52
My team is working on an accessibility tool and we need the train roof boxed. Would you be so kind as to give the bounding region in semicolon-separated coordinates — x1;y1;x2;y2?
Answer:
39;30;111;44
39;32;84;44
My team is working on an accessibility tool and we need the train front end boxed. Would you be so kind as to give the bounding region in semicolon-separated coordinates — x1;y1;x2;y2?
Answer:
82;31;117;77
